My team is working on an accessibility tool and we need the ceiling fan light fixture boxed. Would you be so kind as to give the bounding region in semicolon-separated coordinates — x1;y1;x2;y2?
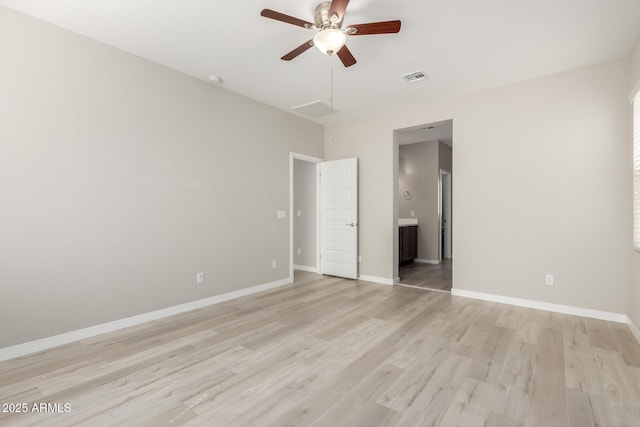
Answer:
313;28;346;55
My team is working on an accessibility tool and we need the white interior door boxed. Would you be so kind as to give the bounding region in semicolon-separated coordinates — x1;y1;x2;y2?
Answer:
320;158;358;279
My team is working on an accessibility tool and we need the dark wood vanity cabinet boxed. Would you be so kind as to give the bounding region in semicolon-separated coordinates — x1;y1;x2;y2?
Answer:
399;225;418;264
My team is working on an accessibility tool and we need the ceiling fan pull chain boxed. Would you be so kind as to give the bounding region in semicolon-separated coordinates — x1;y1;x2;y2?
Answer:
330;65;334;114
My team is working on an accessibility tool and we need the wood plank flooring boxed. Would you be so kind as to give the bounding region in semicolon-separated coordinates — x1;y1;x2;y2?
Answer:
1;271;639;426
399;260;452;291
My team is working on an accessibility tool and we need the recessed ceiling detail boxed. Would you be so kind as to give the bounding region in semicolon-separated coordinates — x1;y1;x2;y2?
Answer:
290;100;337;119
398;119;453;146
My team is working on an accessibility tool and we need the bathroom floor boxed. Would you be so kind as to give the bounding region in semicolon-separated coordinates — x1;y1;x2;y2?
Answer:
398;259;452;292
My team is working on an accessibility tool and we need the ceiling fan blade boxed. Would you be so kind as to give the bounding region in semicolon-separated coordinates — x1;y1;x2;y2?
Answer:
346;20;401;35
260;9;313;28
281;40;314;61
337;45;357;67
329;0;350;22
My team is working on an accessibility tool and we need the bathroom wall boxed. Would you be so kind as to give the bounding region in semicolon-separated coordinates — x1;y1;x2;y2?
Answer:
398;141;441;262
439;142;452;172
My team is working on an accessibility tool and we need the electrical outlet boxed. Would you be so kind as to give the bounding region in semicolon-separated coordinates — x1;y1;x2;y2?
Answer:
272;260;277;269
277;210;286;219
411;210;415;217
297;210;302;217
545;274;554;286
358;255;362;263
297;248;302;255
196;272;204;284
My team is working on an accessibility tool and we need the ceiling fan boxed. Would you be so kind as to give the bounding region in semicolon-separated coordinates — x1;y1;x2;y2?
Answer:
260;0;401;67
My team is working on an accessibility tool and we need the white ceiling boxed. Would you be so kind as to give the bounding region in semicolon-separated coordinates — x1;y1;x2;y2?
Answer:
2;0;639;124
397;119;453;147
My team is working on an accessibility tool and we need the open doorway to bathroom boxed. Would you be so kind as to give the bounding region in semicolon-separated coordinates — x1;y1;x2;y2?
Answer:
394;120;453;292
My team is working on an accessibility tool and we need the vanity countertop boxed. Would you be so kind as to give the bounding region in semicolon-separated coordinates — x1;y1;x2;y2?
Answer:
399;218;418;227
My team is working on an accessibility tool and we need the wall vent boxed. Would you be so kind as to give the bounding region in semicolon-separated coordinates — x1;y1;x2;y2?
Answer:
402;70;427;83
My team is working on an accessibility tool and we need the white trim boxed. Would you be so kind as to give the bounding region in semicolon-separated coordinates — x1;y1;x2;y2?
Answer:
0;277;292;362
293;264;317;273
291;152;324;163
628;318;640;345
316;164;321;274
451;288;627;323
396;283;451;294
415;259;440;265
357;275;394;286
394;276;400;283
289;152;323;282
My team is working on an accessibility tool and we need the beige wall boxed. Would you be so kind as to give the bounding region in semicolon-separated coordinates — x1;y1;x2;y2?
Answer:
326;59;631;314
439;142;452;173
293;159;317;268
0;7;323;348
629;36;640;329
398;141;439;261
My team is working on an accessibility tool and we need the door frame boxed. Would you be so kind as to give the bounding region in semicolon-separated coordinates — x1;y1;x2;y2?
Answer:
393;119;454;284
289;152;323;282
438;169;452;261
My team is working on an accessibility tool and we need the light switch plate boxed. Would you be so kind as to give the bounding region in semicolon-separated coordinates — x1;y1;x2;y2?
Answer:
277;210;286;219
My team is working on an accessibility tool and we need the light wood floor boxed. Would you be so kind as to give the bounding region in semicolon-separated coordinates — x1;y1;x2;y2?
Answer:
399;260;452;292
1;271;640;426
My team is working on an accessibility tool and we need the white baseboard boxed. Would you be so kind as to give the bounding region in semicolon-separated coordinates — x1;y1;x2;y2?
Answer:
0;277;293;363
293;264;318;273
415;259;440;265
358;275;394;286
450;288;628;323
628;318;640;344
394;277;400;284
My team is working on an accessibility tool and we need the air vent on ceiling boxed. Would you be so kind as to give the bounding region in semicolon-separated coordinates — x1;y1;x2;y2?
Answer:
402;70;427;84
290;100;337;119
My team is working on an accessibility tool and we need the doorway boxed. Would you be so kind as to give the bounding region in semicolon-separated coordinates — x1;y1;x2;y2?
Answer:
290;153;322;282
289;154;359;282
393;120;453;292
